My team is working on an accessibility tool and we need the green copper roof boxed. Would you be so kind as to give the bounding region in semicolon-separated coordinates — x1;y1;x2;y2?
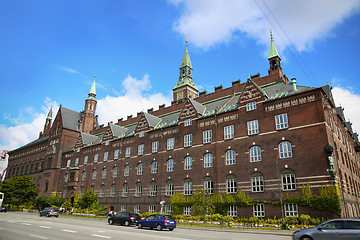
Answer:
89;76;96;95
268;35;280;60
46;108;52;120
180;45;192;68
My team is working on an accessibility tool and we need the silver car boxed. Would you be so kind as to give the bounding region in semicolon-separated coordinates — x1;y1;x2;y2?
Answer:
292;218;360;240
39;207;59;218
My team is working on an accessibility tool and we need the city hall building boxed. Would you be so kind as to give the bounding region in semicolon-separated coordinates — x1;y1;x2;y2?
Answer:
6;37;360;218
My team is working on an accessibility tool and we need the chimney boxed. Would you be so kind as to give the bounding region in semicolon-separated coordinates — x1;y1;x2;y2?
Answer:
291;78;297;92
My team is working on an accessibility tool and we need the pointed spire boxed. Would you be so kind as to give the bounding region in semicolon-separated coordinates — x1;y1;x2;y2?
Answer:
89;75;96;95
268;30;280;60
180;38;192;69
46;107;52;120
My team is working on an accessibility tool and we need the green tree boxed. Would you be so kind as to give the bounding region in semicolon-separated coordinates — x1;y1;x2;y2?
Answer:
0;176;39;208
34;195;51;210
50;191;65;207
80;190;98;209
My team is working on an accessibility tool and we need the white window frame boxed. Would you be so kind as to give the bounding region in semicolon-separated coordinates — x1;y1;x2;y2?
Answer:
152;141;159;153
94;153;99;163
279;141;293;159
204;179;214;194
282;173;296;191
122;185;128;197
75;158;79;166
203;130;212;144
138;144;144;155
247;120;259;135
226;150;236;165
184;134;192;147
84;156;88;165
228;205;237;217
124;165;130;177
246;102;257;111
224;125;234;140
125;147;131;158
114;149;119;160
250;146;262;162
166;182;174;196
103;152;109;162
102;168;107;179
111;185;116;197
67;159;71;168
137;163;143;175
150;183;157;196
253;204;265;217
165;205;172;214
184;118;192;127
204;153;213;168
227;178;237;193
167;138;175;150
149;205;156;213
134;205;140;214
136;183;142;197
184;156;192;170
151;161;158;174
82;171;86;181
184;181;193;195
183;206;191;216
284;203;298;217
92;169;97;180
275;113;288;130
167;159;174;172
113;166;118;178
121;204;127;211
139;131;145;137
251;175;264;192
100;185;105;198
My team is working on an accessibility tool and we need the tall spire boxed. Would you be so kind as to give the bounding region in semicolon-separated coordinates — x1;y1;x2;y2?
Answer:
46;107;52;120
87;75;97;101
268;30;280;60
43;107;53;136
83;75;97;133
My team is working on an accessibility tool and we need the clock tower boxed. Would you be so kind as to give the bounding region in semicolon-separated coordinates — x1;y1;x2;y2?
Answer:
173;41;198;103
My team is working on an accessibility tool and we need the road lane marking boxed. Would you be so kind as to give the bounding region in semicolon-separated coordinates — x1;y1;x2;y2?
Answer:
91;234;111;239
22;223;32;226
62;229;77;233
30;234;48;239
40;225;51;229
8;221;16;223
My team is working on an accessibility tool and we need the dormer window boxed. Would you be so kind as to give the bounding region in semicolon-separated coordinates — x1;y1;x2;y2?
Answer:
105;140;110;146
184;119;192;127
139;131;145;137
246;102;257;111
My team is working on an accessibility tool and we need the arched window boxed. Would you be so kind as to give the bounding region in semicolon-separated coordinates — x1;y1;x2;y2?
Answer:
184;156;192;170
251;172;264;192
151;161;158;174
92;169;97;180
100;185;105;197
45;180;49;192
82;171;86;181
102;168;107;179
122;183;129;197
279;141;292;159
250;146;262;162
184;179;192;195
137;163;143;175
204;153;213;168
113;166;118;178
226;175;237;193
226;150;236;165
167;159;174;172
124;165;130;176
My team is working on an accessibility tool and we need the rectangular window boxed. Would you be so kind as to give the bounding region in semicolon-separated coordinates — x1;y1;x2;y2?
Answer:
105;140;110;146
139;131;145;137
184;156;192;170
165;205;172;214
136;184;142;197
183;206;191;216
94;154;99;163
227;178;237;193
125;147;131;158
246;102;257;111
149;205;156;213
103;152;109;161
121;205;127;212
228;205;237;217
253;204;265;217
137;164;143;175
166;182;174;196
138;144;144;155
282;173;296;190
184;118;192;127
75;158;79;167
247;120;259;135
113;167;118;178
152;141;159;153
204;180;214;194
224;125;234;140
150;183;157;196
275;114;288;130
252;176;264;192
167;138;175;150
100;186;105;198
122;186;128;197
184;134;192;147
203;130;212;144
284;203;298;217
111;185;116;197
67;159;71;168
124;166;130;177
134;205;140;214
84;156;88;165
114;149;119;160
167;159;174;172
184;181;193;195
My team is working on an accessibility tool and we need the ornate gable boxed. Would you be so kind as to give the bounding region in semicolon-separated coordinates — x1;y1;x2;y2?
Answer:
238;78;267;105
102;126;114;141
135;114;150;133
179;98;205;121
75;134;84;148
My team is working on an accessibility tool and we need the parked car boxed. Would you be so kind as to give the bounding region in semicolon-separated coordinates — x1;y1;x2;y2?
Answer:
39;207;59;218
137;214;176;231
0;207;7;213
292;218;360;240
108;212;140;226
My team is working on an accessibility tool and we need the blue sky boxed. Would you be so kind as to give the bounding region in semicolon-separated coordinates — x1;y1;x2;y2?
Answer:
1;0;360;153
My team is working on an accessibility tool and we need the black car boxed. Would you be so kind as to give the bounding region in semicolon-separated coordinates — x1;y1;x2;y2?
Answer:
39;207;59;217
108;212;140;226
0;207;7;213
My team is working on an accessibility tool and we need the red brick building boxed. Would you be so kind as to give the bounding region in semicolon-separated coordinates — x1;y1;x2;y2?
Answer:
6;37;360;218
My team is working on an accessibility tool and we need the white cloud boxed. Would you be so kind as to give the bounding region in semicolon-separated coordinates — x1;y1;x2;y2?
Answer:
171;0;360;51
0;99;59;152
96;74;171;125
332;86;360;134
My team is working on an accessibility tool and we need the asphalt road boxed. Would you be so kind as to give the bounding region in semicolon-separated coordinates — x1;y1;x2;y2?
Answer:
0;212;292;240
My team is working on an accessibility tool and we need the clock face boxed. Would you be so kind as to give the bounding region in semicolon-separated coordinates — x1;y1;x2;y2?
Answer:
177;92;183;100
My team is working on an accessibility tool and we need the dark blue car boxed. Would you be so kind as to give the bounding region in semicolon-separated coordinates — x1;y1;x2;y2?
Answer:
137;214;176;231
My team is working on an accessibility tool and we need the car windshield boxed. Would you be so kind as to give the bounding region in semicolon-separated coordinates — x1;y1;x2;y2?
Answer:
164;215;175;220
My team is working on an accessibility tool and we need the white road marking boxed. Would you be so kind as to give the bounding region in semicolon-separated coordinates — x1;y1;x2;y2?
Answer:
91;234;111;239
30;234;48;239
62;229;77;233
8;221;16;223
40;225;51;229
22;222;32;226
0;227;3;230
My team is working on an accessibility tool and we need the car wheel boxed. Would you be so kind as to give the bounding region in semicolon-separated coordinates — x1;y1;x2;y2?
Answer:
169;228;174;231
47;213;50;217
157;224;163;231
108;219;113;225
55;215;58;218
40;214;42;217
124;221;130;226
138;223;142;229
301;237;313;240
